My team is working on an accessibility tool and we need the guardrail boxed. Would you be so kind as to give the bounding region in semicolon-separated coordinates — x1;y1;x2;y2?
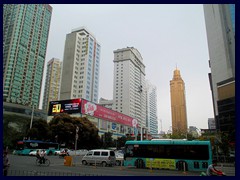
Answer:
7;170;103;176
213;156;235;163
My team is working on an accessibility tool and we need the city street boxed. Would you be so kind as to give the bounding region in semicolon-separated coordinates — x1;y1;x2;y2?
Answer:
7;154;235;176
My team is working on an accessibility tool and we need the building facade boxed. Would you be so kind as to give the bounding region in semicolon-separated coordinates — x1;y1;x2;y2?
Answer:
3;102;47;120
145;80;158;136
170;68;188;134
3;4;52;108
98;98;114;110
112;47;147;134
48;98;137;139
60;27;101;103
208;118;216;130
42;58;62;111
204;4;235;134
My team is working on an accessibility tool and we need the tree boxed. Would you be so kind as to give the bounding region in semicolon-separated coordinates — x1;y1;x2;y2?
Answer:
115;136;128;149
218;132;230;156
3;114;31;149
26;119;52;141
102;132;114;149
49;114;101;149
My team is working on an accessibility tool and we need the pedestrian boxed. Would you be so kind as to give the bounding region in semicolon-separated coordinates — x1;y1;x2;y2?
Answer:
3;150;10;176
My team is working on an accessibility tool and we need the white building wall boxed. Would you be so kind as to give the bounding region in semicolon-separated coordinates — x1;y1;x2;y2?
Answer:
113;47;146;131
146;80;158;135
60;27;100;103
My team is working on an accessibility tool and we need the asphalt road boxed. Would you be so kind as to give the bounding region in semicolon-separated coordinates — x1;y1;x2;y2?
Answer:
7;154;235;176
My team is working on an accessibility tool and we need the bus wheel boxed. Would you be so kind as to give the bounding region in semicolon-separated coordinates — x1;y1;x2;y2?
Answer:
135;159;145;168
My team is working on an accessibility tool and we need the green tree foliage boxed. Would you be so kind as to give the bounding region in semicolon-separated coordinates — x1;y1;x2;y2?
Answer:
102;132;114;148
49;114;101;149
27;119;52;141
3;114;31;149
218;132;230;156
115;136;128;149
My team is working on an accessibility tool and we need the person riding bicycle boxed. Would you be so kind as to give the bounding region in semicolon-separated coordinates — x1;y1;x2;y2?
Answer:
206;160;224;176
39;150;46;164
36;149;41;162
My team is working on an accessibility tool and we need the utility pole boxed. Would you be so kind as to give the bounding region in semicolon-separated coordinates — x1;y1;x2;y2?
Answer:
28;105;35;140
75;126;79;152
139;85;143;141
29;105;34;130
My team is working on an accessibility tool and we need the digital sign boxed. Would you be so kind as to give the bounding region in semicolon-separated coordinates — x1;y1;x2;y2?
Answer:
48;99;81;116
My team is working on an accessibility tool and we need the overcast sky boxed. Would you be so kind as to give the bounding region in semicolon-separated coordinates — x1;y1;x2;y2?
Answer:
41;4;214;132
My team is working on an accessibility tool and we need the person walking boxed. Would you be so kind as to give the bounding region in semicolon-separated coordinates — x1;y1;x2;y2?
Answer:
3;150;10;176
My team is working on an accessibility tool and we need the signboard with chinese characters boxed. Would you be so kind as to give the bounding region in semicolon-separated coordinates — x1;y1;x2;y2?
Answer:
81;99;138;127
146;158;176;170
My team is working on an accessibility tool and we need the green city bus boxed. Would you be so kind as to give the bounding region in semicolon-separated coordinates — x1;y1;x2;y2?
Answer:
124;139;212;171
13;140;60;156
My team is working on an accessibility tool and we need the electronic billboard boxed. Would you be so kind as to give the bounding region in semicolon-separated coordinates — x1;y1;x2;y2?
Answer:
48;99;81;116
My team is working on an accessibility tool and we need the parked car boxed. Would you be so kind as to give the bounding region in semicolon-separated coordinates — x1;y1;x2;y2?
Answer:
69;149;88;156
54;150;61;155
59;148;70;158
82;149;116;167
29;149;43;156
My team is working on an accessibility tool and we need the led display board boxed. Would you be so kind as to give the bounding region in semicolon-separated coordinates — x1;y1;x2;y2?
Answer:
48;99;81;115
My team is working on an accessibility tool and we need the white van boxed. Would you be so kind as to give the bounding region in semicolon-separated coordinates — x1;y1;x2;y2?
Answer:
82;149;116;167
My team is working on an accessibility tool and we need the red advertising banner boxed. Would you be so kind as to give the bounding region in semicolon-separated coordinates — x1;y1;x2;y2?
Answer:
81;99;138;127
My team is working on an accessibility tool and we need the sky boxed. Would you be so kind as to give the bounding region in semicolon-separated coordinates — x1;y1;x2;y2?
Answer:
40;4;214;132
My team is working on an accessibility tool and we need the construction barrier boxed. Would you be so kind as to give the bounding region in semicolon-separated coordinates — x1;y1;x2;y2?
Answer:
64;156;72;166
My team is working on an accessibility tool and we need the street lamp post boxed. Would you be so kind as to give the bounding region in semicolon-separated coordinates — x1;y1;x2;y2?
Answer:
75;126;79;153
139;85;143;141
73;126;79;166
29;105;34;130
28;105;35;140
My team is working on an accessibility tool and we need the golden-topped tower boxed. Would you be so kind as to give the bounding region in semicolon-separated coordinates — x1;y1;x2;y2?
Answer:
170;68;188;135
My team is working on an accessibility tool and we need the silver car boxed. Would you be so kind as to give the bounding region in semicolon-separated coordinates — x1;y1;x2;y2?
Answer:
82;149;116;167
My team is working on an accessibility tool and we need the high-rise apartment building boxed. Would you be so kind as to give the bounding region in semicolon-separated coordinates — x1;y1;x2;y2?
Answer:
99;98;114;110
60;27;101;103
113;47;147;133
3;4;52;108
145;80;158;136
42;58;62;111
170;68;188;134
204;4;235;133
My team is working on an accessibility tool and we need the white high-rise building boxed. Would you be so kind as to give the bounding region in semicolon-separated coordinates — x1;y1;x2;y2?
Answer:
42;58;62;111
145;80;158;136
60;27;101;103
113;47;147;133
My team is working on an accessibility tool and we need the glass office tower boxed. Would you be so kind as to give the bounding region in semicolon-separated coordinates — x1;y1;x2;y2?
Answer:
3;4;52;108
